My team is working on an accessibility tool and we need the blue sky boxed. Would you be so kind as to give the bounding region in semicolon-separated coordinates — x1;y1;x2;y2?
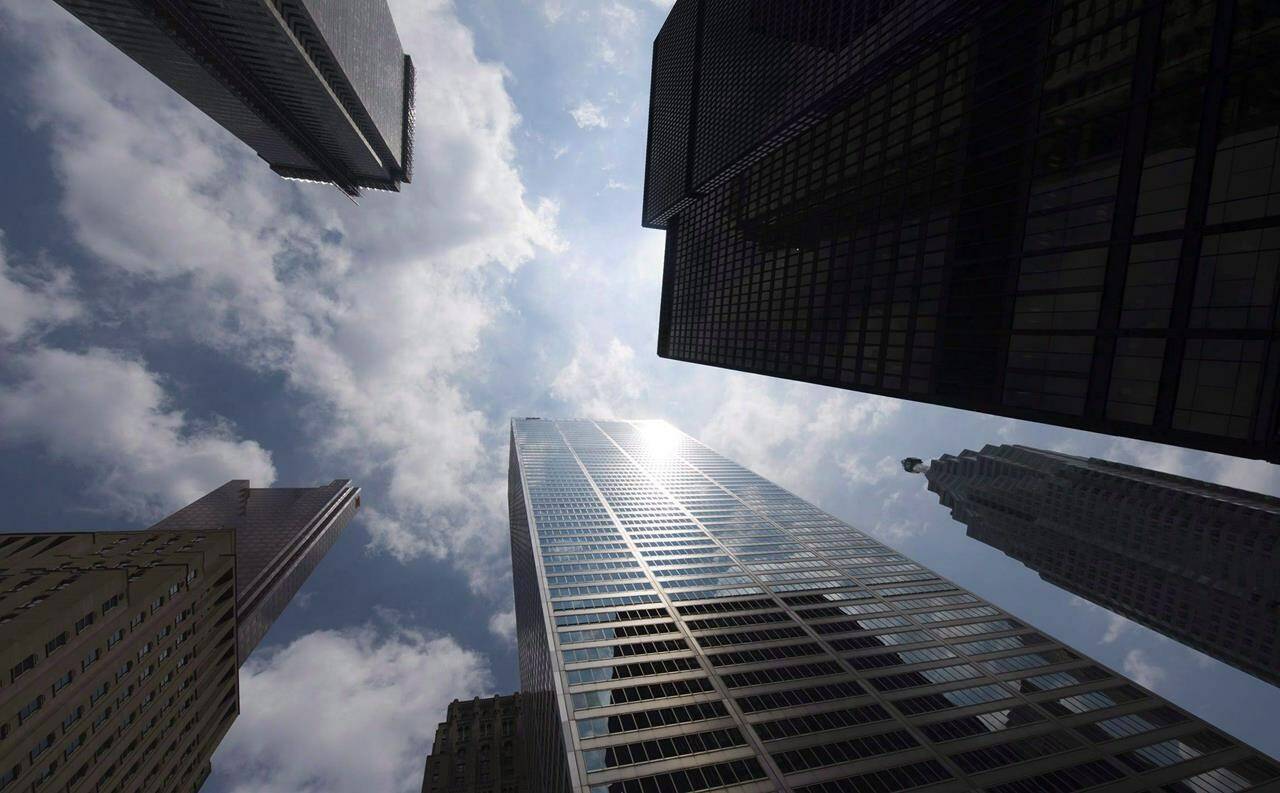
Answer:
0;1;1277;790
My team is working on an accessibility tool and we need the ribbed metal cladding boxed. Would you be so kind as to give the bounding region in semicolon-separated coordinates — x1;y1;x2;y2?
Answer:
644;0;1280;463
509;418;1278;793
920;443;1280;688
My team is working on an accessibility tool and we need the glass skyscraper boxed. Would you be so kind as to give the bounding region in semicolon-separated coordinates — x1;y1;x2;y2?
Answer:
909;444;1280;688
509;418;1278;793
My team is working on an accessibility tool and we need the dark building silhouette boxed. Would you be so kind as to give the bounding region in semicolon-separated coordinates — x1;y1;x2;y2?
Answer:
912;444;1280;688
0;479;358;792
509;418;1279;793
644;0;1280;462
421;694;525;793
146;479;361;662
51;0;415;196
0;529;238;792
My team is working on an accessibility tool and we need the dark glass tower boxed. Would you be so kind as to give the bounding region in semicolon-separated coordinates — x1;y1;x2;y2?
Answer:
146;479;361;662
51;0;415;196
509;418;1278;793
420;694;526;793
643;0;1280;462
911;444;1280;687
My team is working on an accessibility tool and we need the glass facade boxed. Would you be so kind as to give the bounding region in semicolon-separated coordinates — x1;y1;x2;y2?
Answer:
645;0;1280;463
918;443;1280;688
509;419;1279;793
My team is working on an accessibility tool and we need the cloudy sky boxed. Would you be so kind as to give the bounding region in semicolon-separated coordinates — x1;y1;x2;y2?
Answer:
1;0;1277;790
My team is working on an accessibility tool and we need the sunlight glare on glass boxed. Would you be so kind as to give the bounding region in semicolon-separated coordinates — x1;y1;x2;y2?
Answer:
638;421;682;459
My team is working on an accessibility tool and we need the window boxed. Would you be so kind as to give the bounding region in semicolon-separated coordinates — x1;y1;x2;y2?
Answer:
90;682;109;706
10;654;37;683
52;671;74;695
577;701;728;739
82;648;100;671
75;612;95;634
985;759;1124;793
29;732;55;762
62;705;85;732
774;728;918;773
753;703;891;742
101;595;121;614
18;695;45;724
583;727;745;772
107;629;124;650
794;759;952;793
587;758;767;793
45;632;68;656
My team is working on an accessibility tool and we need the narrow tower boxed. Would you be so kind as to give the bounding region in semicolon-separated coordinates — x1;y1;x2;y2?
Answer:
911;444;1280;687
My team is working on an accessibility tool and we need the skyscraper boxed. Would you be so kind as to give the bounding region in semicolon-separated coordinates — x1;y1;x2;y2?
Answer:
909;443;1280;688
51;0;415;196
0;479;358;792
509;418;1279;793
0;529;239;792
643;0;1280;462
420;694;526;793
146;479;362;661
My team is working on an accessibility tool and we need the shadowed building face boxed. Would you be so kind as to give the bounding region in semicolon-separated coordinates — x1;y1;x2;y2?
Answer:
643;0;1280;462
0;478;358;792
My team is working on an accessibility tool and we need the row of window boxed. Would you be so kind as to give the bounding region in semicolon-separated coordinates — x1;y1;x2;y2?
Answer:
577;701;729;740
567;657;702;686
583;727;745;772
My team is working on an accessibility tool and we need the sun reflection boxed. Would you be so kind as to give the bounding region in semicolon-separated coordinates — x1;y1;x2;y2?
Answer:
637;421;682;459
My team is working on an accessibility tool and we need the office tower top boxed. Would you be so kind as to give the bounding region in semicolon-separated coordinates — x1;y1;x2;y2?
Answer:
913;443;1280;687
147;479;361;661
52;0;415;196
644;0;1280;462
509;418;1278;793
0;529;239;792
421;694;526;793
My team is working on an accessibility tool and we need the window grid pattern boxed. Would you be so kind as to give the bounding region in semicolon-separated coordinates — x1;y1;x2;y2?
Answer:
510;419;1277;792
649;0;1280;463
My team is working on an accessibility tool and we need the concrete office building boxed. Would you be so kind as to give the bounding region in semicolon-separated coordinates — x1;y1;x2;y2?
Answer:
421;693;526;793
0;530;238;792
509;418;1278;793
910;443;1280;687
51;0;415;196
643;0;1280;462
0;479;358;792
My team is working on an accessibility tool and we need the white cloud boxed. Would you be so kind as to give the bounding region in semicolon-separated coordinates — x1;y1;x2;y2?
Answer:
1;0;560;591
569;99;609;129
1123;648;1166;689
1101;612;1132;644
551;336;647;418
870;519;924;546
699;377;901;497
841;454;901;485
215;620;491;793
0;236;80;342
0;348;276;519
488;609;517;642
